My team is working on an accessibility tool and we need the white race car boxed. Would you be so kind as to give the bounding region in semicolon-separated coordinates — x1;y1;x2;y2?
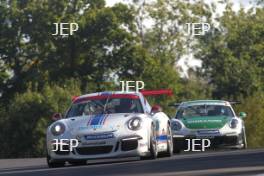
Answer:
46;90;173;167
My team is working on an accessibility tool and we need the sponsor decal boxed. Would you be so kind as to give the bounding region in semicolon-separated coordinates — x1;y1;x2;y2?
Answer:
187;119;222;124
84;133;114;140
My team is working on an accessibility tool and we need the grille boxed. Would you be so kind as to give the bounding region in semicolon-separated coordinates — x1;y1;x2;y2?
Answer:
213;136;238;146
173;136;239;149
76;146;113;155
54;145;70;155
115;141;120;152
121;139;138;151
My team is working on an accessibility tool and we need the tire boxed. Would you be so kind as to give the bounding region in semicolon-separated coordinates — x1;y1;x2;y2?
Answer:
141;125;158;160
173;139;181;154
47;154;65;168
173;149;181;154
232;128;247;150
69;160;87;166
242;128;247;149
160;125;173;157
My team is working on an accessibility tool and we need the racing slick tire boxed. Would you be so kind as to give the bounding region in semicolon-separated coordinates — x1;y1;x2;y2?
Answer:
141;125;158;160
172;138;181;154
47;154;65;168
173;148;181;154
230;128;247;150
69;160;87;166
242;128;247;149
232;128;247;150
160;125;173;157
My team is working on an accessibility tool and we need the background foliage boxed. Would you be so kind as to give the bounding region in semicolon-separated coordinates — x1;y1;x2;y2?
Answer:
0;0;263;158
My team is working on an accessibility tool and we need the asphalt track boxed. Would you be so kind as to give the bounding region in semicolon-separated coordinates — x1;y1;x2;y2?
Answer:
0;149;264;176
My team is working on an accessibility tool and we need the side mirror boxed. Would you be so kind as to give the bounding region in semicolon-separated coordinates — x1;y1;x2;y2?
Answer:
52;113;62;121
239;112;247;119
151;105;162;114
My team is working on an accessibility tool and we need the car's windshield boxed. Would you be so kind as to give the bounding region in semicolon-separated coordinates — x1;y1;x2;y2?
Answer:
66;97;144;118
176;105;234;119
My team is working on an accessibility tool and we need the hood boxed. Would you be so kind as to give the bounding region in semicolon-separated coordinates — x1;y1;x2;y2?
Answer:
64;113;138;135
181;116;229;129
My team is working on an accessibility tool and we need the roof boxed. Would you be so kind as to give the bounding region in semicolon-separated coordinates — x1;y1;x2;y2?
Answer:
180;100;230;107
78;91;141;98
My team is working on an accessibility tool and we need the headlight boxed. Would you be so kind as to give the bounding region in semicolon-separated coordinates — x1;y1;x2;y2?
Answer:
229;119;239;129
127;117;141;131
51;122;66;136
171;121;182;131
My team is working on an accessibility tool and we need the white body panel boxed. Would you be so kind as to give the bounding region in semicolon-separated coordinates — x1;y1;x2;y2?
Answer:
46;92;171;161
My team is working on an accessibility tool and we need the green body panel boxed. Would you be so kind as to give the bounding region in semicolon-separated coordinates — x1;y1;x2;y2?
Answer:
181;116;230;129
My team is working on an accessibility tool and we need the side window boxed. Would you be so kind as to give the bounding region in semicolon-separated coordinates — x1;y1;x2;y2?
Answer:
144;97;152;114
139;94;150;114
175;109;183;119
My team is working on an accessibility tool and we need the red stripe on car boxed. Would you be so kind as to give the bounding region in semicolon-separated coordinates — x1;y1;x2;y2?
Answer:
74;94;139;103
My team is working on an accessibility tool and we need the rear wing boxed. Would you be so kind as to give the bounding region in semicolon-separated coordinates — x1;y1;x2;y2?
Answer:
228;101;241;105
71;89;174;103
168;101;241;107
140;89;173;97
168;103;181;108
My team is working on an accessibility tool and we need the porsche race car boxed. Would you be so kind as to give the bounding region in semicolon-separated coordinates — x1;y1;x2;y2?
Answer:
170;100;247;152
46;90;173;167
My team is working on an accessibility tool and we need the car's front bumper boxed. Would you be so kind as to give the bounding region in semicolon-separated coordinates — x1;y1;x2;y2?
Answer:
173;134;243;150
47;135;150;161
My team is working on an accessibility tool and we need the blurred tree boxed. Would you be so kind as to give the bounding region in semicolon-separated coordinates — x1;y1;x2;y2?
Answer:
178;68;212;101
196;3;264;99
129;0;213;108
134;0;213;65
0;0;143;99
0;80;81;158
257;0;264;5
0;103;7;157
235;93;264;148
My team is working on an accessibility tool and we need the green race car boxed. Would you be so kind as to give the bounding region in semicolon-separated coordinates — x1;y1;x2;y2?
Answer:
170;100;247;152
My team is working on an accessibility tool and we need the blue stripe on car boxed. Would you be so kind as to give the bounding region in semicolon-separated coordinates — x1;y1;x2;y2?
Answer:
90;114;104;125
156;135;168;141
98;114;106;125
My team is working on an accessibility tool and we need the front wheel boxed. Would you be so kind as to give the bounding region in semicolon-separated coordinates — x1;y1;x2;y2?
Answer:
69;160;87;166
160;125;173;157
173;139;181;154
47;154;65;168
141;125;158;160
242;128;247;149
